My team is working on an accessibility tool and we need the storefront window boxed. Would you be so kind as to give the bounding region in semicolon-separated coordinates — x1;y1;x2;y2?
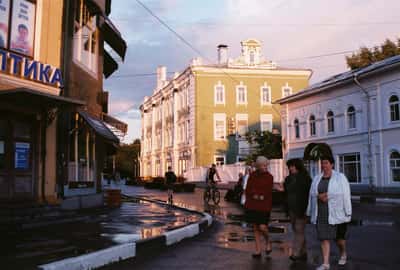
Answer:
0;0;36;57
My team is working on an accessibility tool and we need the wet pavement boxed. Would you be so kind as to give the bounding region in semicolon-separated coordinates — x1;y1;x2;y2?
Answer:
2;196;202;270
101;184;400;270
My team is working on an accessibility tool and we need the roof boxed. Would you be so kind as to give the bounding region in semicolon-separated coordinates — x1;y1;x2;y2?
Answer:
275;54;400;104
79;110;119;144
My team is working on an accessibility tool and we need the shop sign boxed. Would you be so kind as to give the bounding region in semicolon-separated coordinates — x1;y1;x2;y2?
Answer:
0;48;63;87
15;142;29;169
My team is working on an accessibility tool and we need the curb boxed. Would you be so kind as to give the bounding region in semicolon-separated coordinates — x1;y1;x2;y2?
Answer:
38;196;213;270
351;195;400;204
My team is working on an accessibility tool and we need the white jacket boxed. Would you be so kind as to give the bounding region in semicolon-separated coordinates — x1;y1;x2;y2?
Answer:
306;170;352;225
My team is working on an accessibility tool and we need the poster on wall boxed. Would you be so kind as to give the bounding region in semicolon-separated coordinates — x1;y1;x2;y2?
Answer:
0;0;10;48
10;0;35;56
15;142;30;170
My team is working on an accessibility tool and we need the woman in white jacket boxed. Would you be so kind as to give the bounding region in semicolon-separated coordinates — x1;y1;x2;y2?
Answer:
306;156;352;270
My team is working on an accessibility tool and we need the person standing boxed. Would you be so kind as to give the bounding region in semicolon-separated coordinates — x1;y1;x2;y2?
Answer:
244;156;274;258
276;158;312;261
307;156;352;270
165;166;177;204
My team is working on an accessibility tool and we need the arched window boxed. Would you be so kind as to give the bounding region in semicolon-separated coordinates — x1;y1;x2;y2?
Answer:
294;119;300;138
309;115;316;136
390;151;400;182
347;106;356;129
327;111;334;133
389;95;400;122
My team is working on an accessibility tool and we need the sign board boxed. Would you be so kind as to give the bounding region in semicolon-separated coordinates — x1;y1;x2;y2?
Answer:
0;0;10;49
15;142;29;169
10;0;35;57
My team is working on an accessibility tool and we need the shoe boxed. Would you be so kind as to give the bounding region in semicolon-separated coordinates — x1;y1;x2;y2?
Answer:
265;249;272;255
289;253;307;261
252;253;262;259
316;264;330;270
338;255;347;266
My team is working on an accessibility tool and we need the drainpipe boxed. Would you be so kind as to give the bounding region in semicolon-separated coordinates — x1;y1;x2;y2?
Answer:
353;74;374;193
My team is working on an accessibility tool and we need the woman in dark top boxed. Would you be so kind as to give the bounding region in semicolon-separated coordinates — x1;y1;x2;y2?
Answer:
244;156;274;258
277;158;311;261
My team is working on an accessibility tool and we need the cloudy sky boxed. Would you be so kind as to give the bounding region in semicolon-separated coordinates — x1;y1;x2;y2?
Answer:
104;0;400;143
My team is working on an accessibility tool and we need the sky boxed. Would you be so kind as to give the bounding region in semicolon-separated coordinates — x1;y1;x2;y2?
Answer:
104;0;400;143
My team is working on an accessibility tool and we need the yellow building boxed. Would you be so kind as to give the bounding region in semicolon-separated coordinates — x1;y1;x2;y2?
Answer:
140;39;311;177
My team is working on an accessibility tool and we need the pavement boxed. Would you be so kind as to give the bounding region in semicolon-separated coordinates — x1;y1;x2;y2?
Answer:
100;185;400;270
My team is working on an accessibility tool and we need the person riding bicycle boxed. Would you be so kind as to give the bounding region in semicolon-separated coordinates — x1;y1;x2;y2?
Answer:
206;163;221;191
165;166;177;204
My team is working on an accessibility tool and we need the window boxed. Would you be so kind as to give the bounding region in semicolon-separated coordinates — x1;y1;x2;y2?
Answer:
294;119;300;138
327;111;335;133
0;0;36;57
214;155;225;166
389;95;400;122
249;51;255;65
214;114;226;140
236;114;248;138
214;83;225;105
390;151;400;182
282;83;292;97
309;115;316;136
236;84;247;105
260;114;273;132
347;106;356;129
339;153;361;183
73;0;98;74
260;84;271;105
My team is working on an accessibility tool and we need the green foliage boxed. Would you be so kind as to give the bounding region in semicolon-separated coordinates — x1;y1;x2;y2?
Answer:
245;130;282;161
115;139;141;178
346;38;400;70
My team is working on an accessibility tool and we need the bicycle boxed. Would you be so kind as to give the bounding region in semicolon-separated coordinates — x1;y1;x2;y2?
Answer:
203;182;221;205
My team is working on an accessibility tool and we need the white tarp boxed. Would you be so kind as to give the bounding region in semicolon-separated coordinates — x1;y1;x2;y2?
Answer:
183;159;286;183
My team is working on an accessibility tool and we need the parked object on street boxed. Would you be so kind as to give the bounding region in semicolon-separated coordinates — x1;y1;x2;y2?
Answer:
105;189;122;208
307;155;352;269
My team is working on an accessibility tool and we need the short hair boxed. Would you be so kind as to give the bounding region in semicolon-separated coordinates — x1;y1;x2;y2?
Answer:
167;166;172;170
321;155;335;164
211;163;216;167
18;24;28;31
255;156;269;165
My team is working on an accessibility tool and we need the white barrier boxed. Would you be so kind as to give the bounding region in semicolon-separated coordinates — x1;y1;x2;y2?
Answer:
184;159;286;183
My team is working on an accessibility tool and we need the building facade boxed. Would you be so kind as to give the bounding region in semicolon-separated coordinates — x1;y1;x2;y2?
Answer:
0;0;126;206
277;55;400;192
140;39;311;177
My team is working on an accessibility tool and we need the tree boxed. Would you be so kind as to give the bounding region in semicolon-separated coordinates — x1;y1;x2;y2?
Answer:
245;130;282;162
346;37;400;70
115;139;141;178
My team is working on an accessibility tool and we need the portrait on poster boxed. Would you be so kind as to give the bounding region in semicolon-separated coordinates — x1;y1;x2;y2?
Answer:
0;0;10;48
10;0;35;56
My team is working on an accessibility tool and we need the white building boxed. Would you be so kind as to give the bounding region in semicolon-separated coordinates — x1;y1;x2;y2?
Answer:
276;55;400;193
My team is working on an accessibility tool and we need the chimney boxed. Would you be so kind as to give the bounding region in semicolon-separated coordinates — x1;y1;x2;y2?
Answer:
157;66;167;90
217;44;228;65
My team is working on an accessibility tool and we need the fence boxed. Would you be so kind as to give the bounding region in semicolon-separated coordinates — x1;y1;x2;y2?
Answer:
183;159;286;183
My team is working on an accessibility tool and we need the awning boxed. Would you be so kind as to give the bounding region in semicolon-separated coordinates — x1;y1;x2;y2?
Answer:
103;50;118;78
99;15;127;61
0;88;85;108
78;110;119;144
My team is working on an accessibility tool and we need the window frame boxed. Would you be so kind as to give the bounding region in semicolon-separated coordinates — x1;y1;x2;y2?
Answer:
213;113;226;141
327;111;335;133
390;151;400;182
281;83;293;98
347;106;356;129
339;152;362;183
260;114;273;133
236;83;248;105
214;82;225;105
236;114;248;139
260;84;272;105
309;115;316;137
389;95;400;122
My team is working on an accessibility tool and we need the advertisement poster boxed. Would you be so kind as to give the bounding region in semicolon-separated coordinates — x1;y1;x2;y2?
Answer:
10;0;35;56
15;142;30;170
0;0;10;48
